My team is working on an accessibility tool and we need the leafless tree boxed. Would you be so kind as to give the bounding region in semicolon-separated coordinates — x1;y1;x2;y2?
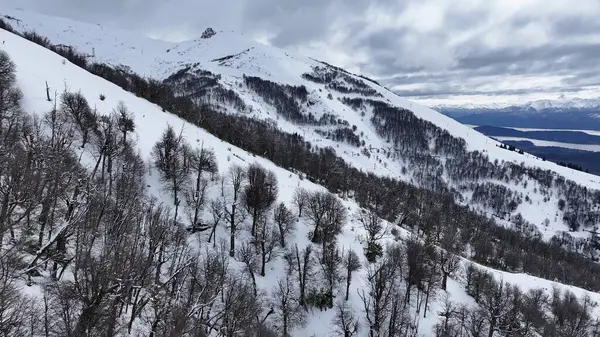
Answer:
184;176;209;231
305;191;347;249
60;91;97;148
208;198;225;246
237;241;259;295
244;163;278;236
404;238;426;307
320;242;341;308
220;273;263;337
114;101;134;147
358;256;396;337
0;250;35;336
357;209;386;262
333;300;360;337
273;202;295;247
438;225;461;292
343;249;361;301
256;216;279;276
0;50;23;125
224;165;246;257
152;125;190;224
185;145;218;229
293;244;314;307
271;275;305;337
292;187;309;218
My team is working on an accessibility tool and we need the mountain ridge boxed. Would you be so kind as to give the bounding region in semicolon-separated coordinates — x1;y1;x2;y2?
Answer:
3;8;600;337
5;6;600;242
432;97;600;112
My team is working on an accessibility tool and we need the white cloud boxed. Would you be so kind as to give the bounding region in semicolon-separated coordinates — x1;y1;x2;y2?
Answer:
5;0;600;105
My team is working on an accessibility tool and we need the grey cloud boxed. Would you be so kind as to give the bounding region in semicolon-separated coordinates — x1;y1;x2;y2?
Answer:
5;0;600;102
395;86;585;99
551;17;600;38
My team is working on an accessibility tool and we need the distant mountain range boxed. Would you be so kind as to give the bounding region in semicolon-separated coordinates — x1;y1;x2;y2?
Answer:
433;98;600;130
474;126;600;145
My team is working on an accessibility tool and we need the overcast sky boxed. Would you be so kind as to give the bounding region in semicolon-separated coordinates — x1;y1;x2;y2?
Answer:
6;0;600;106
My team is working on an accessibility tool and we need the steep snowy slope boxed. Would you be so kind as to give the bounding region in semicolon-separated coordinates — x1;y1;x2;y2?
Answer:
4;20;600;337
4;8;600;247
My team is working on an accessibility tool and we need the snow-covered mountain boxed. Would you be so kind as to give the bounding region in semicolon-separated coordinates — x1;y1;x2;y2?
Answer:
4;7;600;239
3;7;600;337
433;97;600;112
434;98;600;130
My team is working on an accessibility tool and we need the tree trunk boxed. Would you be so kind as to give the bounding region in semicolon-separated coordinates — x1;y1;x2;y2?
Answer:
488;318;496;337
405;285;411;308
345;271;351;301
229;204;236;257
278;222;285;247
251;208;259;237
0;192;9;245
442;272;449;291
172;177;179;226
260;240;266;277
424;283;432;318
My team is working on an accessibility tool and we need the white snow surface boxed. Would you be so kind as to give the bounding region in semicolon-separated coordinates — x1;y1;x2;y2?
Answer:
4;16;600;337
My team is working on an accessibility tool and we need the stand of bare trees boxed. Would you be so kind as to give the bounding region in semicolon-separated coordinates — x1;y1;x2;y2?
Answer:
0;50;284;336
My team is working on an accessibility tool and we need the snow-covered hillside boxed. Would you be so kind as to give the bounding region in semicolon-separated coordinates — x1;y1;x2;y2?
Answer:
3;8;597;183
3;9;600;337
5;8;600;248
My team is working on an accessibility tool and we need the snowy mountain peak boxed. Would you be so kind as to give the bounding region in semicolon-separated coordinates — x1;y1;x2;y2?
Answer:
433;97;600;112
200;27;217;39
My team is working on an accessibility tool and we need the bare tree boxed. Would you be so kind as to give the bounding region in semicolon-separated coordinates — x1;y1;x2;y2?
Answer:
343;249;361;301
420;244;439;318
305;191;347;249
244;163;278;236
0;50;16;87
292;187;309;218
293;244;314;307
404;238;426;307
60;91;97;148
0;50;23;126
152;125;190;224
237;241;259;295
273;202;295;247
357;209;386;262
358;257;396;337
220;273;263;337
208;198;225;246
256;216;279;276
184;176;209;232
333;300;360;337
224;165;246;257
0;250;35;336
186;145;218;229
479;278;519;337
320;242;341;308
188;241;230;335
439;225;461;291
271;275;306;337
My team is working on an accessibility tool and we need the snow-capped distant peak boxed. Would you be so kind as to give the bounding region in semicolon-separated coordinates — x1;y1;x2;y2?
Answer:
200;27;216;39
433;97;600;111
